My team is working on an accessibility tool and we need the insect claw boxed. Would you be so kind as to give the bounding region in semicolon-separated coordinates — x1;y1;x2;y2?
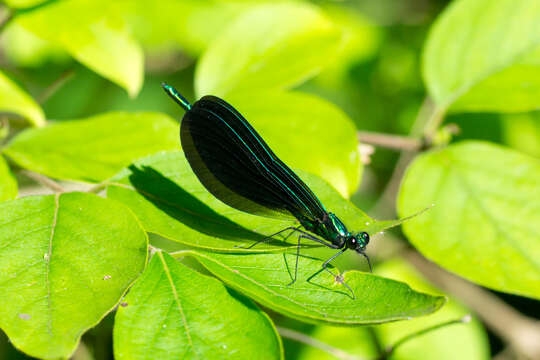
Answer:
340;279;356;300
287;278;297;286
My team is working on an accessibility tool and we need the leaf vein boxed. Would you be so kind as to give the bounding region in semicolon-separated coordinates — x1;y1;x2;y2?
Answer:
45;193;60;336
157;252;197;358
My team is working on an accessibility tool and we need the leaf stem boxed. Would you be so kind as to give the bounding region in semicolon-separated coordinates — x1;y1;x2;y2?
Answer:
422;104;448;140
38;69;75;104
86;181;109;194
276;326;365;360
370;97;443;218
148;244;160;255
0;6;14;33
379;315;471;359
20;169;66;193
0;116;9;146
357;131;423;152
170;250;194;258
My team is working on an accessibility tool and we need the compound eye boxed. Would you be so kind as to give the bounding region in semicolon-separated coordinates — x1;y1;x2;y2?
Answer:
361;232;370;244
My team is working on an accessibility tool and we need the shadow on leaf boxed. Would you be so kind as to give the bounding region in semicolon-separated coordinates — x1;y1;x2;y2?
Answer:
127;164;292;247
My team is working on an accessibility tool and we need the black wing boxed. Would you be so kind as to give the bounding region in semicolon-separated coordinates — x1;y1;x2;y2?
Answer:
180;95;327;221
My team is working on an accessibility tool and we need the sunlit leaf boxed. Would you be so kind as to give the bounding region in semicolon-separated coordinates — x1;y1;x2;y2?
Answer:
181;250;445;325
16;0;144;96
114;251;282;360
398;141;540;299
0;71;45;127
1;22;69;67
4;112;178;182
195;2;342;97
0;192;147;359
316;4;381;86
117;0;258;55
4;0;46;8
423;0;540;113
106;151;410;252
0;157;17;201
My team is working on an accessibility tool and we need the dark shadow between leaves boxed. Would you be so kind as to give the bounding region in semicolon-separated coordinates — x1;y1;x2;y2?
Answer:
223;286;261;312
127;164;292;246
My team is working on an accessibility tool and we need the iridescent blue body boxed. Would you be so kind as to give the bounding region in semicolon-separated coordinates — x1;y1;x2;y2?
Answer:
162;83;370;298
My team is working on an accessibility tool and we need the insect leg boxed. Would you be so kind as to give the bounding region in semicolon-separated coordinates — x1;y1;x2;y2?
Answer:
235;226;300;249
287;234;317;286
322;249;356;300
287;232;340;286
360;251;373;273
291;229;340;249
322;248;346;278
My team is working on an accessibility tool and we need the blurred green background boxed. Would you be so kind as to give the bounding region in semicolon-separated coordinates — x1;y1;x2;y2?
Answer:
1;0;539;359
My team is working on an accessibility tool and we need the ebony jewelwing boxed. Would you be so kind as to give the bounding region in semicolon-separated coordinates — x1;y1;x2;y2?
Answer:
162;83;371;299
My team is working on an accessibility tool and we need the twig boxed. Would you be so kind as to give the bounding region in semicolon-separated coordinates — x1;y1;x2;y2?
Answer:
86;181;109;194
370;97;438;218
492;346;518;360
370;151;416;218
38;70;75;104
358;144;375;164
0;7;14;33
276;326;365;360
357;131;422;152
148;244;161;257
20;170;65;193
379;315;471;359
405;251;540;360
0;116;9;145
422;105;448;139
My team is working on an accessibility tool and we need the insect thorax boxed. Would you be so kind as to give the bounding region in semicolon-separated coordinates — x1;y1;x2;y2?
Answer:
300;212;349;247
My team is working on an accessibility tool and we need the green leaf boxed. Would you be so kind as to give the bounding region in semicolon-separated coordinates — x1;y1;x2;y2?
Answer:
375;259;490;360
315;4;381;86
195;2;342;97
2;22;69;67
296;259;490;360
0;192;147;359
227;91;361;197
502;111;540;158
0;71;45;127
107;151;293;252
398;141;540;299
16;0;144;96
4;112;178;182
106;151;408;252
182;250;445;325
4;0;46;8
0;157;17;202
423;0;540;113
117;0;256;56
114;251;282;360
